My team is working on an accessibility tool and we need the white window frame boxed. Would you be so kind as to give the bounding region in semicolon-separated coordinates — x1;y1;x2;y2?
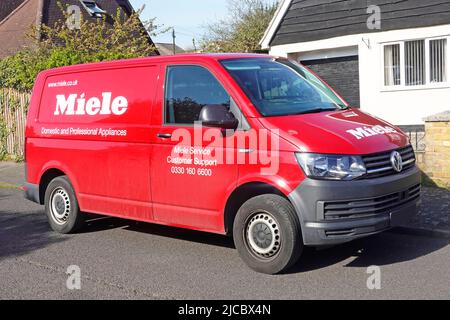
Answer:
79;0;107;18
381;36;450;91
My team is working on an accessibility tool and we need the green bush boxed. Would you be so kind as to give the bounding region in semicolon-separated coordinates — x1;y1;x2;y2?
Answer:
0;3;162;92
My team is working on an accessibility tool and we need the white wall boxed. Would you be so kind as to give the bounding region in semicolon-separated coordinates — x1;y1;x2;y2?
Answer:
269;24;450;125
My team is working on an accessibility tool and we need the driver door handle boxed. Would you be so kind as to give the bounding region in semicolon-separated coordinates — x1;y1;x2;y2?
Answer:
157;133;172;139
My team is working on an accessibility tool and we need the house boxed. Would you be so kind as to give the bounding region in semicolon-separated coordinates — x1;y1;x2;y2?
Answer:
0;0;158;59
155;42;185;55
261;0;450;126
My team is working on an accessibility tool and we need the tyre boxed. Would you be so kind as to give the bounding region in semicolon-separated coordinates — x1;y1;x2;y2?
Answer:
233;194;303;274
44;176;84;234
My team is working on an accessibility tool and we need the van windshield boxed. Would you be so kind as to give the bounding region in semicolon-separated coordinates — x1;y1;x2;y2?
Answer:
220;58;348;117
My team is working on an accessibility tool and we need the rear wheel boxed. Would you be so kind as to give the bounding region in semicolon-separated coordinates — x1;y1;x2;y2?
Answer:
233;194;303;274
44;176;84;234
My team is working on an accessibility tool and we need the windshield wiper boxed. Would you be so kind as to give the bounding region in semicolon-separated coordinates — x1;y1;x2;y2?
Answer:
293;108;337;115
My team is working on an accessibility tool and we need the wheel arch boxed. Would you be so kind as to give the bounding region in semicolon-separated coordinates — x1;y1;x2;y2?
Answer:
223;181;289;235
37;162;78;205
38;168;67;204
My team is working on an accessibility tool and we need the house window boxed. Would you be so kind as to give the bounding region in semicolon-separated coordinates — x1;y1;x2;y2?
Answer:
382;37;449;89
405;40;425;86
79;1;106;18
384;44;401;86
430;39;447;83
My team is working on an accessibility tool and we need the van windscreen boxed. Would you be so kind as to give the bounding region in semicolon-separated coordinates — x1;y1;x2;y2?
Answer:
220;58;348;117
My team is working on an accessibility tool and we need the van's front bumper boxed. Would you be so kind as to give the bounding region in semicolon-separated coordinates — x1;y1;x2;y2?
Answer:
289;167;421;246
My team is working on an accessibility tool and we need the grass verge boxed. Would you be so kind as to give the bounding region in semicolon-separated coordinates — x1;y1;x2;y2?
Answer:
0;182;20;189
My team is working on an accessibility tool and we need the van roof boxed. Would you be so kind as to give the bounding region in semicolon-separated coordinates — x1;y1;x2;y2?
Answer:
38;53;274;76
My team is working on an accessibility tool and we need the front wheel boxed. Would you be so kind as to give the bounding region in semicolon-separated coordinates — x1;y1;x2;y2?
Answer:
233;194;303;274
44;176;84;234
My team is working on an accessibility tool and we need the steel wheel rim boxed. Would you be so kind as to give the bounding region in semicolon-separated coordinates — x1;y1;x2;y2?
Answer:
245;212;281;259
50;187;71;225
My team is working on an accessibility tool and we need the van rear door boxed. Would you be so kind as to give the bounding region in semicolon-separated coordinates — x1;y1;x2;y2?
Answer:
150;63;239;233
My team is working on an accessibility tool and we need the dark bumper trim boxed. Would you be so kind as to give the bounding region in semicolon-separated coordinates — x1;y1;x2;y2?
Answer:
288;167;421;246
24;182;40;204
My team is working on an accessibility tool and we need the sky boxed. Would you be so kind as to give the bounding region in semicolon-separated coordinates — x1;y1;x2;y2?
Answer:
129;0;231;49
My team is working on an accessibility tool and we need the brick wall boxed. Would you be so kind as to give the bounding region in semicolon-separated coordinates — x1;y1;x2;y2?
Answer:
423;112;450;189
43;0;125;28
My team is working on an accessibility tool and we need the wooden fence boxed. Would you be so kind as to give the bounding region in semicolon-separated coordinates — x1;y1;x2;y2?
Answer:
0;88;30;159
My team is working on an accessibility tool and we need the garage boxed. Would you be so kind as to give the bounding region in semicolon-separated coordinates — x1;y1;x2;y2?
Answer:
301;55;360;108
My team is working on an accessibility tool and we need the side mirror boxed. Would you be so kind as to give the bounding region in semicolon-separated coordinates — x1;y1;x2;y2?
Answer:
199;104;239;130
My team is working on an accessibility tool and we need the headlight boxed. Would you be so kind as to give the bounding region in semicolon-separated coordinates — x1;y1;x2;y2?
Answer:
295;153;366;181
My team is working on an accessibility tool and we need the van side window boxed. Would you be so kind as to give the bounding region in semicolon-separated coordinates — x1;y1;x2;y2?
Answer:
165;65;230;125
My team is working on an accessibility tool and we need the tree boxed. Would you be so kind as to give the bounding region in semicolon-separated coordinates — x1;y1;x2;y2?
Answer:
201;0;278;53
0;3;165;92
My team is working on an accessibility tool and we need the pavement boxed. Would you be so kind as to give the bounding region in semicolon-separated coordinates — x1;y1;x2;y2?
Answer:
397;187;450;238
1;162;449;299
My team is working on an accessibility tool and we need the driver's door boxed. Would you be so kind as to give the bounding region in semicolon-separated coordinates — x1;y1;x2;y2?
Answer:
150;64;239;233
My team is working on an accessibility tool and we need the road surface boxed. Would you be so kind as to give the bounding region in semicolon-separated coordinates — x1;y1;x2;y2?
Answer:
1;163;449;299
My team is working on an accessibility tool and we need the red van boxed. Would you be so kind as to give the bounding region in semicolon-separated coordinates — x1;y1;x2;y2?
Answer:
24;54;420;274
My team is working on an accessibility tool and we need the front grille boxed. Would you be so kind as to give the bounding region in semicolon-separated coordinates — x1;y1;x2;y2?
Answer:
322;184;420;221
362;145;416;179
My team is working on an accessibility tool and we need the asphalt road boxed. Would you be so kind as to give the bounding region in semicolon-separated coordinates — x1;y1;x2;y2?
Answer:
1;163;449;299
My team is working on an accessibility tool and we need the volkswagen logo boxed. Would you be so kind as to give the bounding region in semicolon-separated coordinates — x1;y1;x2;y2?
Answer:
390;151;403;173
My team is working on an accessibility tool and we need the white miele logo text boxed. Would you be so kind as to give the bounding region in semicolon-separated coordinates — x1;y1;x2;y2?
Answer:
54;92;128;116
347;125;398;140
